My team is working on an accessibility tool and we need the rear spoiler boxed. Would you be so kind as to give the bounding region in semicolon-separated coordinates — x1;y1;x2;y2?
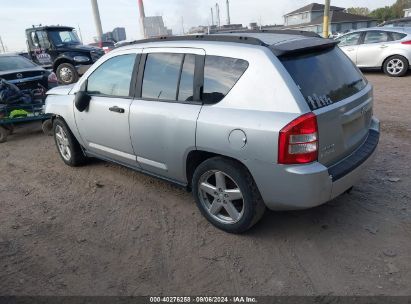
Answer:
271;38;339;57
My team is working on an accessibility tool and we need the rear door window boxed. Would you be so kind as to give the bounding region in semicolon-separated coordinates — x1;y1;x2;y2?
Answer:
203;56;249;103
280;47;367;110
364;31;390;44
142;53;184;101
178;54;195;102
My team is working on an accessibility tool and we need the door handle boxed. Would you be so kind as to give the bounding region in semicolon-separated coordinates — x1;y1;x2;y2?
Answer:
380;45;388;49
109;106;125;114
346;48;355;51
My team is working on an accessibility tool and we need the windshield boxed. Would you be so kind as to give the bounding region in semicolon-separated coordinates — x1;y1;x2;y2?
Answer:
48;30;81;47
280;47;367;110
0;56;37;71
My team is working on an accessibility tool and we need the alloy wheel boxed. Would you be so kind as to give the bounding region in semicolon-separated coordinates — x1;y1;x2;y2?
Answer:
55;125;71;161
198;170;245;224
387;59;404;76
59;67;73;83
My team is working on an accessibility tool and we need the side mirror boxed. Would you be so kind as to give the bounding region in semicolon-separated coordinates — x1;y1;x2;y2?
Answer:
74;91;91;112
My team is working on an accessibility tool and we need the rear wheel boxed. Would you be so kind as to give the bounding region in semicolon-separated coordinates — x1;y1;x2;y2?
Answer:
56;63;79;84
192;157;265;233
53;118;87;166
383;55;409;77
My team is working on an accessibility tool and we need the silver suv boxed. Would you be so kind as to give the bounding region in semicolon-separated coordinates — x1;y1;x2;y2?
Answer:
46;32;380;233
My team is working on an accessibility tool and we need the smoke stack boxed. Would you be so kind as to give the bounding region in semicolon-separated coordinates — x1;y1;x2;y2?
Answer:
138;0;145;18
211;7;214;26
138;0;146;38
90;0;103;42
226;0;231;25
216;3;220;27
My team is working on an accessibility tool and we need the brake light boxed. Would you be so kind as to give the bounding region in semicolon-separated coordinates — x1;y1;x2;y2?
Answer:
401;40;411;45
278;113;319;164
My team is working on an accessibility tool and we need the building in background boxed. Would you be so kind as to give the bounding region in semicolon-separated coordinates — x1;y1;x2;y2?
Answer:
138;0;172;39
404;7;411;17
112;27;127;42
282;3;378;35
101;31;114;42
143;16;172;38
98;27;127;43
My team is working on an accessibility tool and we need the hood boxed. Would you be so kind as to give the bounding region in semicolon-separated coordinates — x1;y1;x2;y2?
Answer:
47;84;75;95
58;44;102;53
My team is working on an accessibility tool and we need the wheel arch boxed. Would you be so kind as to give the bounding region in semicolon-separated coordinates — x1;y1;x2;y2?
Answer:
52;57;75;72
382;53;410;70
185;149;255;190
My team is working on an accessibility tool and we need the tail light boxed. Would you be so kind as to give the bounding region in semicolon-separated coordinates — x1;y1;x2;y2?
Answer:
278;113;319;164
401;40;411;45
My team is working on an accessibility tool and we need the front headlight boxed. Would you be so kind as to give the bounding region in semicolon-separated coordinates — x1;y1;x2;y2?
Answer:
73;56;90;63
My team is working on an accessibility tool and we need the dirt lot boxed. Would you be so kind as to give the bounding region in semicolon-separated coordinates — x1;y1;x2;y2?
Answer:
0;73;410;296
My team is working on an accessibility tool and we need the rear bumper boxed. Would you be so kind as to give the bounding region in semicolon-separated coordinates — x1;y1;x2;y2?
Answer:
248;117;380;211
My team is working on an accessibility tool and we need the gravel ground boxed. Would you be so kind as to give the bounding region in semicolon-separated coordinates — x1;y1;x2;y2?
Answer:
0;72;410;296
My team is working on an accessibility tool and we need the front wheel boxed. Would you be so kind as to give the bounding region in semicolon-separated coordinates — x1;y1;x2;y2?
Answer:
383;55;409;77
56;63;79;84
192;157;265;233
53;118;87;166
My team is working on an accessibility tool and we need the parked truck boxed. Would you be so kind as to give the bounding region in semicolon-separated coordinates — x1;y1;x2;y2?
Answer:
26;26;105;84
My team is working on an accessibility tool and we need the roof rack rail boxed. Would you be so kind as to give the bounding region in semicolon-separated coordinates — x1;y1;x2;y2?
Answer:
217;29;321;38
120;35;268;47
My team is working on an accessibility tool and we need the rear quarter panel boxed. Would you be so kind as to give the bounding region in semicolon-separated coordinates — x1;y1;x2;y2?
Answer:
196;43;309;165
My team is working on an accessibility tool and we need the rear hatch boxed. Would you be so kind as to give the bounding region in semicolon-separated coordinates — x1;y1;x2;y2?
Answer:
279;43;372;167
0;69;48;90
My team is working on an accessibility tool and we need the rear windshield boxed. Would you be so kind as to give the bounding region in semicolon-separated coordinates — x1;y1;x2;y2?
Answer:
280;47;367;110
0;56;37;71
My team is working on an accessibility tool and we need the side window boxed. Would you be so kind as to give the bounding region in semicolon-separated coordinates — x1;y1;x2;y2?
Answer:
178;54;195;102
337;33;362;47
390;32;407;41
142;53;184;101
203;56;249;104
36;31;50;49
87;54;136;97
364;31;389;44
31;32;39;47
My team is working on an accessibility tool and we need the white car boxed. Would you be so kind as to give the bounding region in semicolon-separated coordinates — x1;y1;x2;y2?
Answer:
336;27;411;77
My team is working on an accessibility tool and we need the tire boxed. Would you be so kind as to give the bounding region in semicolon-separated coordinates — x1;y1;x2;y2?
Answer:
56;63;79;84
0;126;8;143
3;124;14;135
383;55;409;77
53;118;87;166
192;157;266;233
42;119;53;136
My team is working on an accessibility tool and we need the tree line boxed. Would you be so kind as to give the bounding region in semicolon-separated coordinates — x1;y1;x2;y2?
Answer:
346;0;411;21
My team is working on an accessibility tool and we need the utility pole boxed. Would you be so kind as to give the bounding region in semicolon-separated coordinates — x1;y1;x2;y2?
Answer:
90;0;103;42
323;0;330;38
0;36;5;53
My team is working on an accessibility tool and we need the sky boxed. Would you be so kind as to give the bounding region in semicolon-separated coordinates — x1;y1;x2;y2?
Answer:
0;0;395;52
